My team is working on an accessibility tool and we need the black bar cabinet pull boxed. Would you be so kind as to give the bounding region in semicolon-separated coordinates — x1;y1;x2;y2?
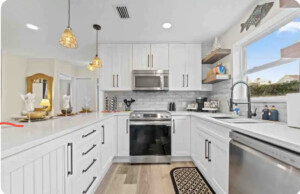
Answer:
208;141;212;162
82;159;97;174
126;119;129;134
82;129;96;138
82;177;97;194
82;144;96;156
205;139;208;159
67;143;73;175
102;125;105;144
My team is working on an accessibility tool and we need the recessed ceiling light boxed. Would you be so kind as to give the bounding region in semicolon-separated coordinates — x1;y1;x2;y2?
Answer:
162;22;172;29
26;24;39;31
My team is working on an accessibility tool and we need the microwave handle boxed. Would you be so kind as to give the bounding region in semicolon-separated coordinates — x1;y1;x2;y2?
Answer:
183;74;185;87
148;55;150;68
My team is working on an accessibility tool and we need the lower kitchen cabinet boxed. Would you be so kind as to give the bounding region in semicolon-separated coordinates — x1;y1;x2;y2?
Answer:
100;117;117;176
172;116;191;156
117;116;130;156
1;135;70;194
191;116;230;194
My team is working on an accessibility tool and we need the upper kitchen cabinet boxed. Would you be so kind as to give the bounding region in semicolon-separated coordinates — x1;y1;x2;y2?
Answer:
169;44;204;91
99;44;132;91
133;44;169;70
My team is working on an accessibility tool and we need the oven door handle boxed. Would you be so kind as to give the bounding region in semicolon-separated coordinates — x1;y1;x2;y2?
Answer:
130;121;172;126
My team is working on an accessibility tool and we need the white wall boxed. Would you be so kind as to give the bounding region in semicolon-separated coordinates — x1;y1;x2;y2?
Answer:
1;51;98;121
217;0;284;74
1;51;27;121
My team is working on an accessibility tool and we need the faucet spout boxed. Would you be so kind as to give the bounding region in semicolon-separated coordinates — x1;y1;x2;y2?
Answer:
230;81;255;118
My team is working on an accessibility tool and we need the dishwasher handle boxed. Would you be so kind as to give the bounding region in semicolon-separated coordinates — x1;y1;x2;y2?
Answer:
230;132;300;169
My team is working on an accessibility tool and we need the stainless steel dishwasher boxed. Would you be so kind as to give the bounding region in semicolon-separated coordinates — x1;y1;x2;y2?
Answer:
229;132;300;194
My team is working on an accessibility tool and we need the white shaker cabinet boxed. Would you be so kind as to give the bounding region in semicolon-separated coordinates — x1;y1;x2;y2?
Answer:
117;116;130;156
100;44;132;91
100;117;117;176
171;116;191;157
169;44;203;91
191;117;230;194
133;44;168;70
133;44;151;70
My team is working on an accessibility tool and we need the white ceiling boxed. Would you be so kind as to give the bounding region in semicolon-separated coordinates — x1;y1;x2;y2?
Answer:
2;0;257;66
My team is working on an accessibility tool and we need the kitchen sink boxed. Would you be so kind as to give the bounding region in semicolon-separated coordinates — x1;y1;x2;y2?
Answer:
212;116;269;124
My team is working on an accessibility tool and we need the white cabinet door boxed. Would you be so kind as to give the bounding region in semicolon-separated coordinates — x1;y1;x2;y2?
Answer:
210;136;229;194
99;44;115;90
2;136;70;194
117;116;130;156
150;44;169;70
100;117;116;176
186;44;202;90
169;44;187;91
115;44;132;90
194;129;211;178
172;116;191;156
133;44;151;70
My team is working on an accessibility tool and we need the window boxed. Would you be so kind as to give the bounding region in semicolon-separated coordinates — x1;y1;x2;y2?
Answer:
245;16;300;97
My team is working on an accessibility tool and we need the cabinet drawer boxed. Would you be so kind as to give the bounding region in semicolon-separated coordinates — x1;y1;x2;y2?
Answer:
74;135;101;165
74;124;101;144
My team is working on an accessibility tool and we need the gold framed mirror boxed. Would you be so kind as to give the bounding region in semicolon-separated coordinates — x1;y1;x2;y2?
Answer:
27;73;53;112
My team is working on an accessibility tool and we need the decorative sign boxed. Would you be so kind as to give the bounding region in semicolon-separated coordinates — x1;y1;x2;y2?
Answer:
241;2;274;33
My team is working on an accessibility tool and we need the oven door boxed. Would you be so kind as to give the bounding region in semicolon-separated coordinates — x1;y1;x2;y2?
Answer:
133;74;163;90
130;121;171;163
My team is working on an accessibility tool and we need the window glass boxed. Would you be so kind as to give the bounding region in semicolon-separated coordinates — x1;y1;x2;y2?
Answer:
245;17;300;97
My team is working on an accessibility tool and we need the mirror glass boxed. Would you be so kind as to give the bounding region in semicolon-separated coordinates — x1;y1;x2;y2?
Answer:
32;78;49;108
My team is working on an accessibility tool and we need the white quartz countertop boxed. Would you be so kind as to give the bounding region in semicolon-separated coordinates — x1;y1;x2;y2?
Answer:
172;111;300;153
1;112;130;159
2;111;300;159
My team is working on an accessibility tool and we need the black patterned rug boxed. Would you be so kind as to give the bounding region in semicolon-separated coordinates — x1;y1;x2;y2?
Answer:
170;167;215;194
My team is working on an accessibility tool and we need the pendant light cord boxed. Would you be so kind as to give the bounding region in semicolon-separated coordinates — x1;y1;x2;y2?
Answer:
68;0;71;28
96;30;98;56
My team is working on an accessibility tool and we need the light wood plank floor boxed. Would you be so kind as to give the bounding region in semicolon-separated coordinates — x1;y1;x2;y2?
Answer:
95;162;195;194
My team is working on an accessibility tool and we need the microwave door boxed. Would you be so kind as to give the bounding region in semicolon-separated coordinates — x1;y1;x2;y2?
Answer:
133;74;162;90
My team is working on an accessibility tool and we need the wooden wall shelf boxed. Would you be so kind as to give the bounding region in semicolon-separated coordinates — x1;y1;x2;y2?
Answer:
202;74;231;84
202;49;231;64
281;42;300;58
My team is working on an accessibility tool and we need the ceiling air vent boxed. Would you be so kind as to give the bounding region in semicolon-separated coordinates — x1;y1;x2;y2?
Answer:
115;6;130;19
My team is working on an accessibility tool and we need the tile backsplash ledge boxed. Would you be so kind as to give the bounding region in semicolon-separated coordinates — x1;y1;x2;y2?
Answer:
104;91;210;111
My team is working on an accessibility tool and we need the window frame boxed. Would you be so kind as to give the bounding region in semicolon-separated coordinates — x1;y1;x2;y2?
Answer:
232;9;300;102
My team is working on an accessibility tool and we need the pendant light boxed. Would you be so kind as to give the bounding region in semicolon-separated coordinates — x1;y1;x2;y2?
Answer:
87;63;95;71
59;0;77;48
91;24;102;68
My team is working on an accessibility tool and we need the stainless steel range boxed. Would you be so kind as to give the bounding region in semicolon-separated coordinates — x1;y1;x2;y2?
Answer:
129;111;171;164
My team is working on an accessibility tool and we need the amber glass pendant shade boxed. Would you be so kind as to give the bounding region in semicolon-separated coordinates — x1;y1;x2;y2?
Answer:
87;63;95;71
59;27;77;48
92;55;102;68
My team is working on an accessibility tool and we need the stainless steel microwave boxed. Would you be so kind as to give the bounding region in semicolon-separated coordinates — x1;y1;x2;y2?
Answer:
132;70;169;91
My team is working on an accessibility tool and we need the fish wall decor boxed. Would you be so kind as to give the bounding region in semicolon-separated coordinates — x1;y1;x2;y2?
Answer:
241;2;274;33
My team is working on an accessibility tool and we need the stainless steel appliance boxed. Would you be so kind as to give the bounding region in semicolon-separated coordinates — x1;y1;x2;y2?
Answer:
129;111;171;163
229;132;300;194
132;70;169;91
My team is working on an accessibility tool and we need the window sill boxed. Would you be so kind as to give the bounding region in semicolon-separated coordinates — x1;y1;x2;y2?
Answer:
251;96;286;103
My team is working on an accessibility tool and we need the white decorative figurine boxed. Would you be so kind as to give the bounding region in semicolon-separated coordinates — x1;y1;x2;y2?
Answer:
62;95;70;116
212;37;222;51
20;93;35;123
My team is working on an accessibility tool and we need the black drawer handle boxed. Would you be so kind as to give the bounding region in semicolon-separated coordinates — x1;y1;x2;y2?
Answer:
82;159;97;174
82;129;96;138
205;139;208;159
82;144;96;156
67;143;73;175
208;141;212;162
82;176;97;194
